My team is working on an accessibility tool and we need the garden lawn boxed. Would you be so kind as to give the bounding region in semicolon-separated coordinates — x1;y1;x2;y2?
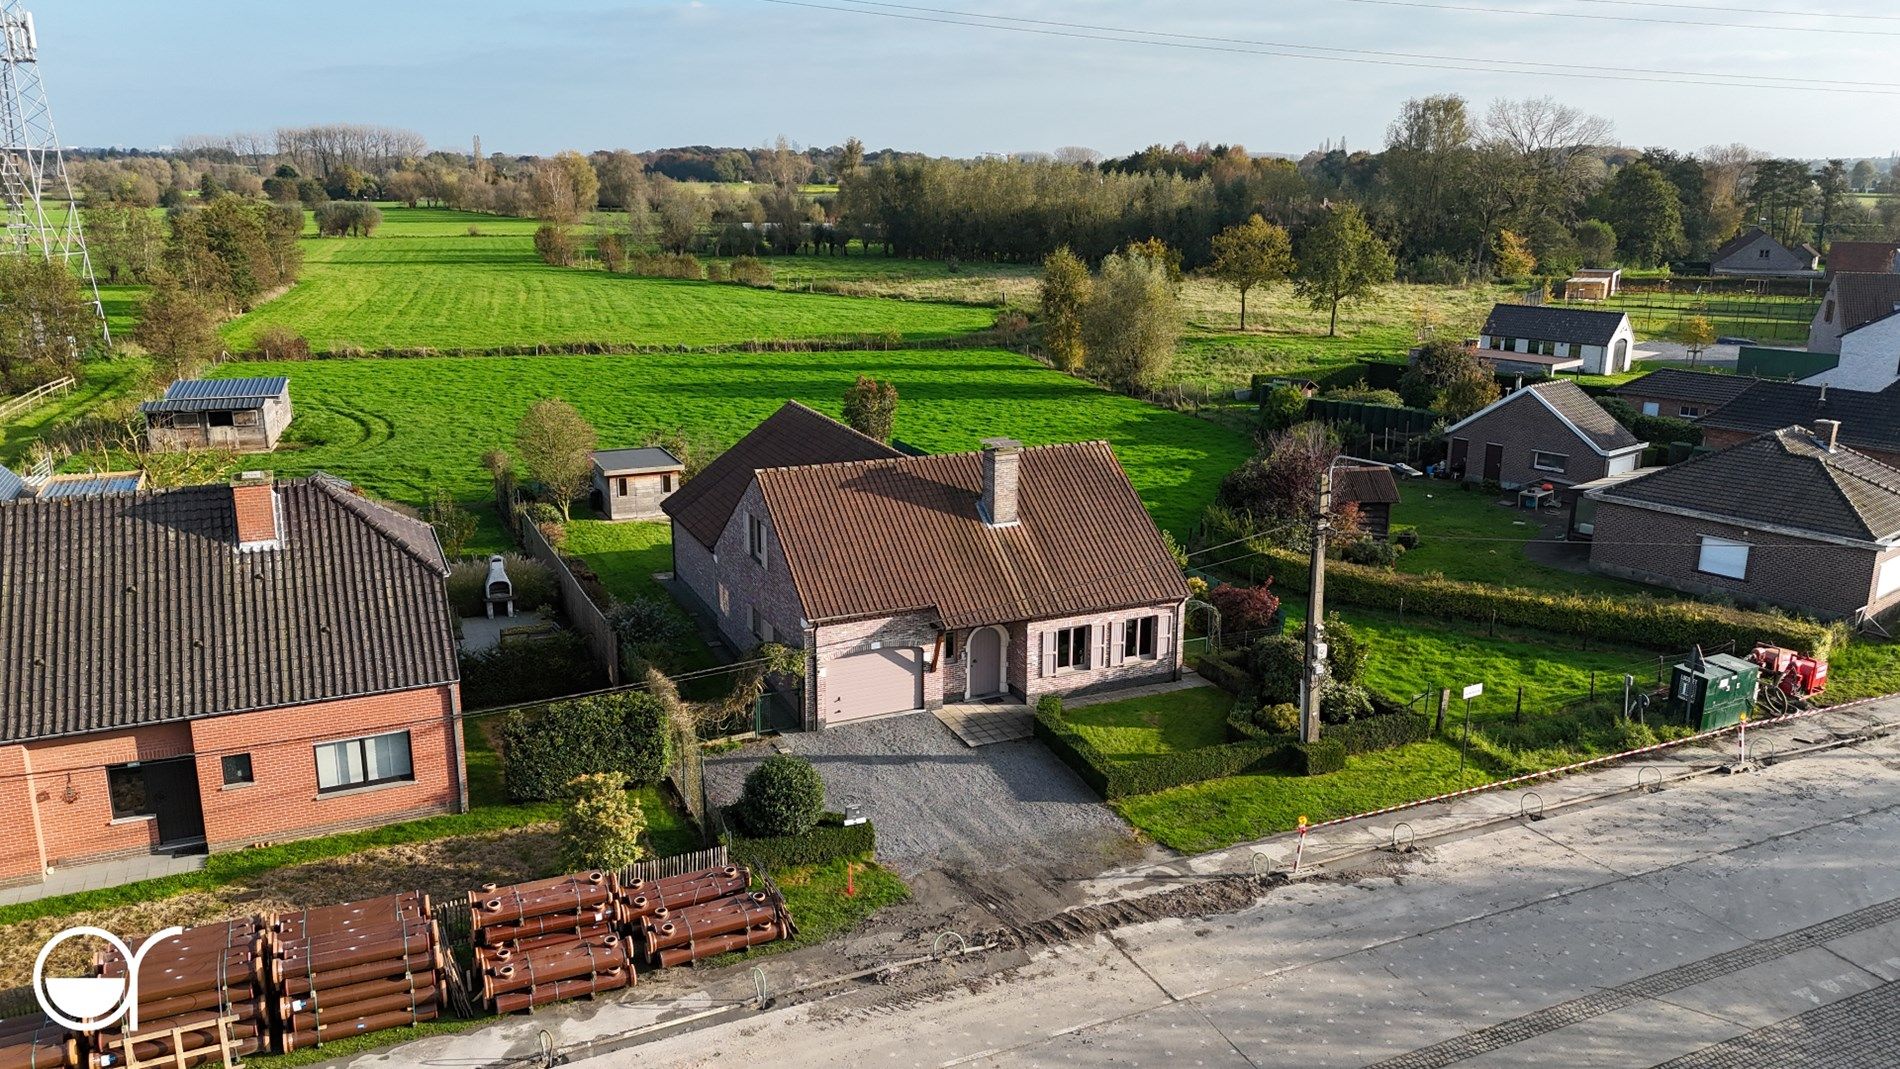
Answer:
1114;739;1494;854
0;354;149;464
1061;686;1233;760
209;348;1251;547
1390;482;1646;596
754;856;908;955
1817;635;1900;705
222;206;992;352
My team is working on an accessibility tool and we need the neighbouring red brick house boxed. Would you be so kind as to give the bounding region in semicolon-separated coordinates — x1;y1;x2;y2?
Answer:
1700;379;1900;470
0;472;463;889
663;403;1189;728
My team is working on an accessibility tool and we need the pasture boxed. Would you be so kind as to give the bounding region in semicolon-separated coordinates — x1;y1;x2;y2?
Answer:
208;347;1252;547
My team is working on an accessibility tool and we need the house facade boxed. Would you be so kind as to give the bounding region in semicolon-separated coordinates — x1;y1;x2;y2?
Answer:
1808;272;1900;355
590;446;684;521
1709;228;1820;277
1477;304;1636;376
1587;424;1900;621
142;377;294;453
664;404;1188;727
1799;311;1900;393
1443;380;1647;490
1608;368;1753;422
0;472;463;888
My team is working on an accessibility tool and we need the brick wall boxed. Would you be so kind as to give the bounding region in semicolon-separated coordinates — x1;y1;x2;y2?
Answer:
1589;501;1881;618
1021;602;1186;704
675;482;808;655
808;612;941;728
0;685;462;886
1449;394;1621;488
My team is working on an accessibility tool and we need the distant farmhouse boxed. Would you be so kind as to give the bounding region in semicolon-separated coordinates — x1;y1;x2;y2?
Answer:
142;376;293;453
1709;227;1820;278
1477;303;1636;377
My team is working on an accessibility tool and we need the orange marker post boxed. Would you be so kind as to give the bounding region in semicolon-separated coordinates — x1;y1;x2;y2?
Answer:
1293;815;1310;874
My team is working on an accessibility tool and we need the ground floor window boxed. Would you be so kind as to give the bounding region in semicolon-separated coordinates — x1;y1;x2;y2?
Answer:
107;765;153;819
1125;614;1159;659
945;630;958;659
1697;535;1750;580
1531;451;1568;474
221;753;254;787
315;731;413;793
1055;625;1091;670
1878;556;1900;600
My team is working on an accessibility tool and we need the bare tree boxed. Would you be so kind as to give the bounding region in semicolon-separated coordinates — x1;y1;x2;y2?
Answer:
1053;145;1102;167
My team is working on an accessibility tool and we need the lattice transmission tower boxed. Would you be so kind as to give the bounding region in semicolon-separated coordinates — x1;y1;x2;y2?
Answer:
0;1;107;343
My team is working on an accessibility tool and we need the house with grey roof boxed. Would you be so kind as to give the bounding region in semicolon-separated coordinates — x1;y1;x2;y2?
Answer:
1608;368;1754;422
1700;379;1900;470
142;376;293;453
1442;380;1647;490
1587;423;1900;621
1709;227;1820;278
1807;272;1900;356
590;446;684;521
0;471;462;889
1478;303;1636;376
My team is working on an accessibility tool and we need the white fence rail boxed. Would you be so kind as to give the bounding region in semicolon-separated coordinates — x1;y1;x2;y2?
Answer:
0;374;75;423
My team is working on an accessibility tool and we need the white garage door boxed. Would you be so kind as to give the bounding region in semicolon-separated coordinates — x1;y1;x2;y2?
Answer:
828;648;922;723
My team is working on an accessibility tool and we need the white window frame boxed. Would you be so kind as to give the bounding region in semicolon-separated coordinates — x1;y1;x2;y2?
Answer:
1531;450;1568;474
314;730;413;793
1123;614;1159;660
1697;535;1751;581
1054;625;1092;672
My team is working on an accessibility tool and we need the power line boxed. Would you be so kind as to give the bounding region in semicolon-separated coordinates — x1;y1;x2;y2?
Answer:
1336;0;1900;36
758;0;1900;95
1568;0;1900;21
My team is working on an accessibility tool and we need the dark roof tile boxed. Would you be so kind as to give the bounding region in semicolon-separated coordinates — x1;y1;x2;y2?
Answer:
1481;303;1629;347
1610;369;1755;408
1702;379;1900;454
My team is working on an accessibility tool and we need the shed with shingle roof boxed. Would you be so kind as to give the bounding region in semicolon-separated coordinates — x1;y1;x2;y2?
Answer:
1443;380;1646;490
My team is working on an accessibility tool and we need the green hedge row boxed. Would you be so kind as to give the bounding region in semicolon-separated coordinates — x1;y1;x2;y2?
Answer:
1253;547;1843;658
1328;712;1434;755
721;808;876;870
1034;699;1282;799
498;690;671;802
1192;652;1254;696
1284;739;1346;775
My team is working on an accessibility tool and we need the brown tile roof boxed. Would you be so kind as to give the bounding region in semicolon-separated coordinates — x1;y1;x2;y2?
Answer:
0;476;457;743
1599;427;1900;542
1335;466;1400;505
1830;273;1900;337
662;401;899;549
756;441;1188;629
1826;242;1900;276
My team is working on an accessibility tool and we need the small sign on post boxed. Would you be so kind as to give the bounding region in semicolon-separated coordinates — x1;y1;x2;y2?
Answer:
1293;815;1310;875
1462;683;1484;700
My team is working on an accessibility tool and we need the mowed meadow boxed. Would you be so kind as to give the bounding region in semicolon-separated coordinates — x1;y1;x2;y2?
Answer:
219;208;994;352
208;348;1252;545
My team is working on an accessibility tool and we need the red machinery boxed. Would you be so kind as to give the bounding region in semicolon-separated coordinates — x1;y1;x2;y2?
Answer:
1749;645;1828;698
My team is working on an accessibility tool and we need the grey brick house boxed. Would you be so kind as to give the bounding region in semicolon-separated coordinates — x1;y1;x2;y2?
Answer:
662;403;1189;728
1709;227;1820;277
1443;380;1647;489
1587;422;1900;621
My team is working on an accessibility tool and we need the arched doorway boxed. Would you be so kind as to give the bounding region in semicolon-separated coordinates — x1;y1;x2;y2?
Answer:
968;626;1004;698
1612;337;1630;373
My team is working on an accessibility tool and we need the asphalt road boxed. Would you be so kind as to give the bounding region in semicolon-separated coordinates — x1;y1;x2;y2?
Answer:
620;710;1900;1068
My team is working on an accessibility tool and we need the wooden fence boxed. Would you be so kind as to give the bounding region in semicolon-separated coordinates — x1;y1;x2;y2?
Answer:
520;520;622;686
0;374;75;423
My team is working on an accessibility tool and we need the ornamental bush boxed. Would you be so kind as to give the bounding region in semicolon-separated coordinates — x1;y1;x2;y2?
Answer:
1321;682;1375;723
1285;739;1346;776
1249;635;1306;706
499;690;673;801
737;754;826;837
1257;702;1300;734
560;773;647;871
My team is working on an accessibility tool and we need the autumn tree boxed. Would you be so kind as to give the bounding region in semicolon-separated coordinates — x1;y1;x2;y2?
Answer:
132;275;220;384
1039;245;1091;372
842;374;898;442
1293;204;1395;337
529;151;601;223
515;398;597;521
0;256;93;392
1677;315;1717;368
1573;220;1617;268
1083;247;1181;394
85;203;166;284
1398;338;1497;418
1491;229;1537;279
1209;214;1293;330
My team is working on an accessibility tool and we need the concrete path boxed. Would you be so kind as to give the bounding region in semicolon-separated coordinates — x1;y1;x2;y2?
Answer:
0;851;204;906
319;697;1900;1069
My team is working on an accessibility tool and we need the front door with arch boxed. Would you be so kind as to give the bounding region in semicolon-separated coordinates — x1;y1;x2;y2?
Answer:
968;626;1004;698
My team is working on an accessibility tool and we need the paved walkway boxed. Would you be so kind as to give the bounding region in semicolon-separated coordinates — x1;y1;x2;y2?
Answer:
0;851;205;906
456;610;551;653
933;672;1214;747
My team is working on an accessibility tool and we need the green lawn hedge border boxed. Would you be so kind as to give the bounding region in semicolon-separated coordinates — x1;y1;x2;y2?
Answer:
721;809;876;870
1253;546;1843;658
1283;738;1346;775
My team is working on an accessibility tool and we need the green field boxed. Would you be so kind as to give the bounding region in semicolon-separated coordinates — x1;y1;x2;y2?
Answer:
1551;290;1820;344
210;348;1251;544
220;207;993;352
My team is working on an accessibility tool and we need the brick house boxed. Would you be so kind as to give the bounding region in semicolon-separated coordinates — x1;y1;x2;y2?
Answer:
0;472;463;889
1825;241;1900;278
1477;303;1636;376
1443;380;1647;490
1608;368;1754;422
1700;379;1900;470
663;403;1188;727
1587;423;1900;621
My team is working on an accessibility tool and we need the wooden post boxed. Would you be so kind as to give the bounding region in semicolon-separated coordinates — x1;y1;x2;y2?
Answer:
1436;688;1450;734
1590;671;1597;701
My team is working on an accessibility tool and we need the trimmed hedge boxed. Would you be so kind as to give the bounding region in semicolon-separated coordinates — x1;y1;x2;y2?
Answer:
722;809;875;870
1327;712;1433;755
1034;698;1282;799
1253;546;1843;658
1192;651;1253;696
1284;739;1346;776
498;690;672;802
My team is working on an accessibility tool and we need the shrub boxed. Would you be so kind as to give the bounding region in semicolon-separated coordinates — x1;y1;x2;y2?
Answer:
1192;652;1252;696
1326;712;1432;755
723;810;875;870
1208;581;1282;634
537;521;567;551
703;260;729;282
730;256;773;286
842;374;898;443
609;596;685;652
459;632;602;709
1323;613;1368;685
560;773;648;871
498;690;673;801
1259;385;1308;431
597;232;628;272
1599;397;1701;447
1394;528;1421;550
1249;635;1306;705
1285;739;1346;776
1252;545;1843;658
1258;702;1300;734
251;325;312;361
737;754;825;837
467;225;483;237
534;224;578;267
313;200;383;237
1320;682;1374;723
1342;538;1402;567
521;501;564;526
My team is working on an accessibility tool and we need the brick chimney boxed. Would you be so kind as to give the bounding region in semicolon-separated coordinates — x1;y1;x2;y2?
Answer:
980;438;1022;527
231;471;281;550
1815;419;1842;453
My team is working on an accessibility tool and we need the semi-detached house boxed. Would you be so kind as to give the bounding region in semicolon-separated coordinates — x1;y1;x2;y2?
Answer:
0;472;464;889
663;402;1189;728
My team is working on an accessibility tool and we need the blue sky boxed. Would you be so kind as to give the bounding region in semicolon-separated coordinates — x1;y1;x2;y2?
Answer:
48;1;1898;159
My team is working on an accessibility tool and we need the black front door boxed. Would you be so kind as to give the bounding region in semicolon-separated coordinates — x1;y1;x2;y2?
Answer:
144;757;206;846
1483;443;1504;483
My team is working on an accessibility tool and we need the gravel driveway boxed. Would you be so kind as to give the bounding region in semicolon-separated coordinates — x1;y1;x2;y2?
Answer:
705;713;1136;874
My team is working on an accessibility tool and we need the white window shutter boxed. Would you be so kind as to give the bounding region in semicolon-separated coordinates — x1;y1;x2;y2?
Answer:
1160;610;1174;662
1040;629;1057;678
1109;619;1126;667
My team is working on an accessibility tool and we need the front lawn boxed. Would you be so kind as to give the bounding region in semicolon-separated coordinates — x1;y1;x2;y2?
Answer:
1061;686;1233;760
1390;482;1645;596
1114;739;1494;854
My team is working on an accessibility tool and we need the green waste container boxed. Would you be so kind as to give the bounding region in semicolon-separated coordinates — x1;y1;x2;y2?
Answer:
1670;651;1759;731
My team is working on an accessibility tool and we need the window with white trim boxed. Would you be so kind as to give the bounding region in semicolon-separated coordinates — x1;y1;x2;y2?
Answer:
1055;625;1092;671
1531;451;1568;474
315;731;413;793
1697;536;1750;580
1124;615;1159;660
1878;556;1900;600
748;514;767;563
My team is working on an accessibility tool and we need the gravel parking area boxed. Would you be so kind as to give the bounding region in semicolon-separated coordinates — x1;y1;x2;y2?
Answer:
705;713;1137;874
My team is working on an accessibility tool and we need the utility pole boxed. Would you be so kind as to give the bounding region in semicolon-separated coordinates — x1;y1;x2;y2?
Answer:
1300;464;1332;743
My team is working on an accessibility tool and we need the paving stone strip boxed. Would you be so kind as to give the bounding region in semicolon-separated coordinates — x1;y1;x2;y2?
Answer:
1365;894;1900;1069
1650;979;1900;1069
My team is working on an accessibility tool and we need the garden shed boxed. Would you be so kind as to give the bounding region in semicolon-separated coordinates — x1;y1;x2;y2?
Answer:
142;376;293;453
590;446;684;521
